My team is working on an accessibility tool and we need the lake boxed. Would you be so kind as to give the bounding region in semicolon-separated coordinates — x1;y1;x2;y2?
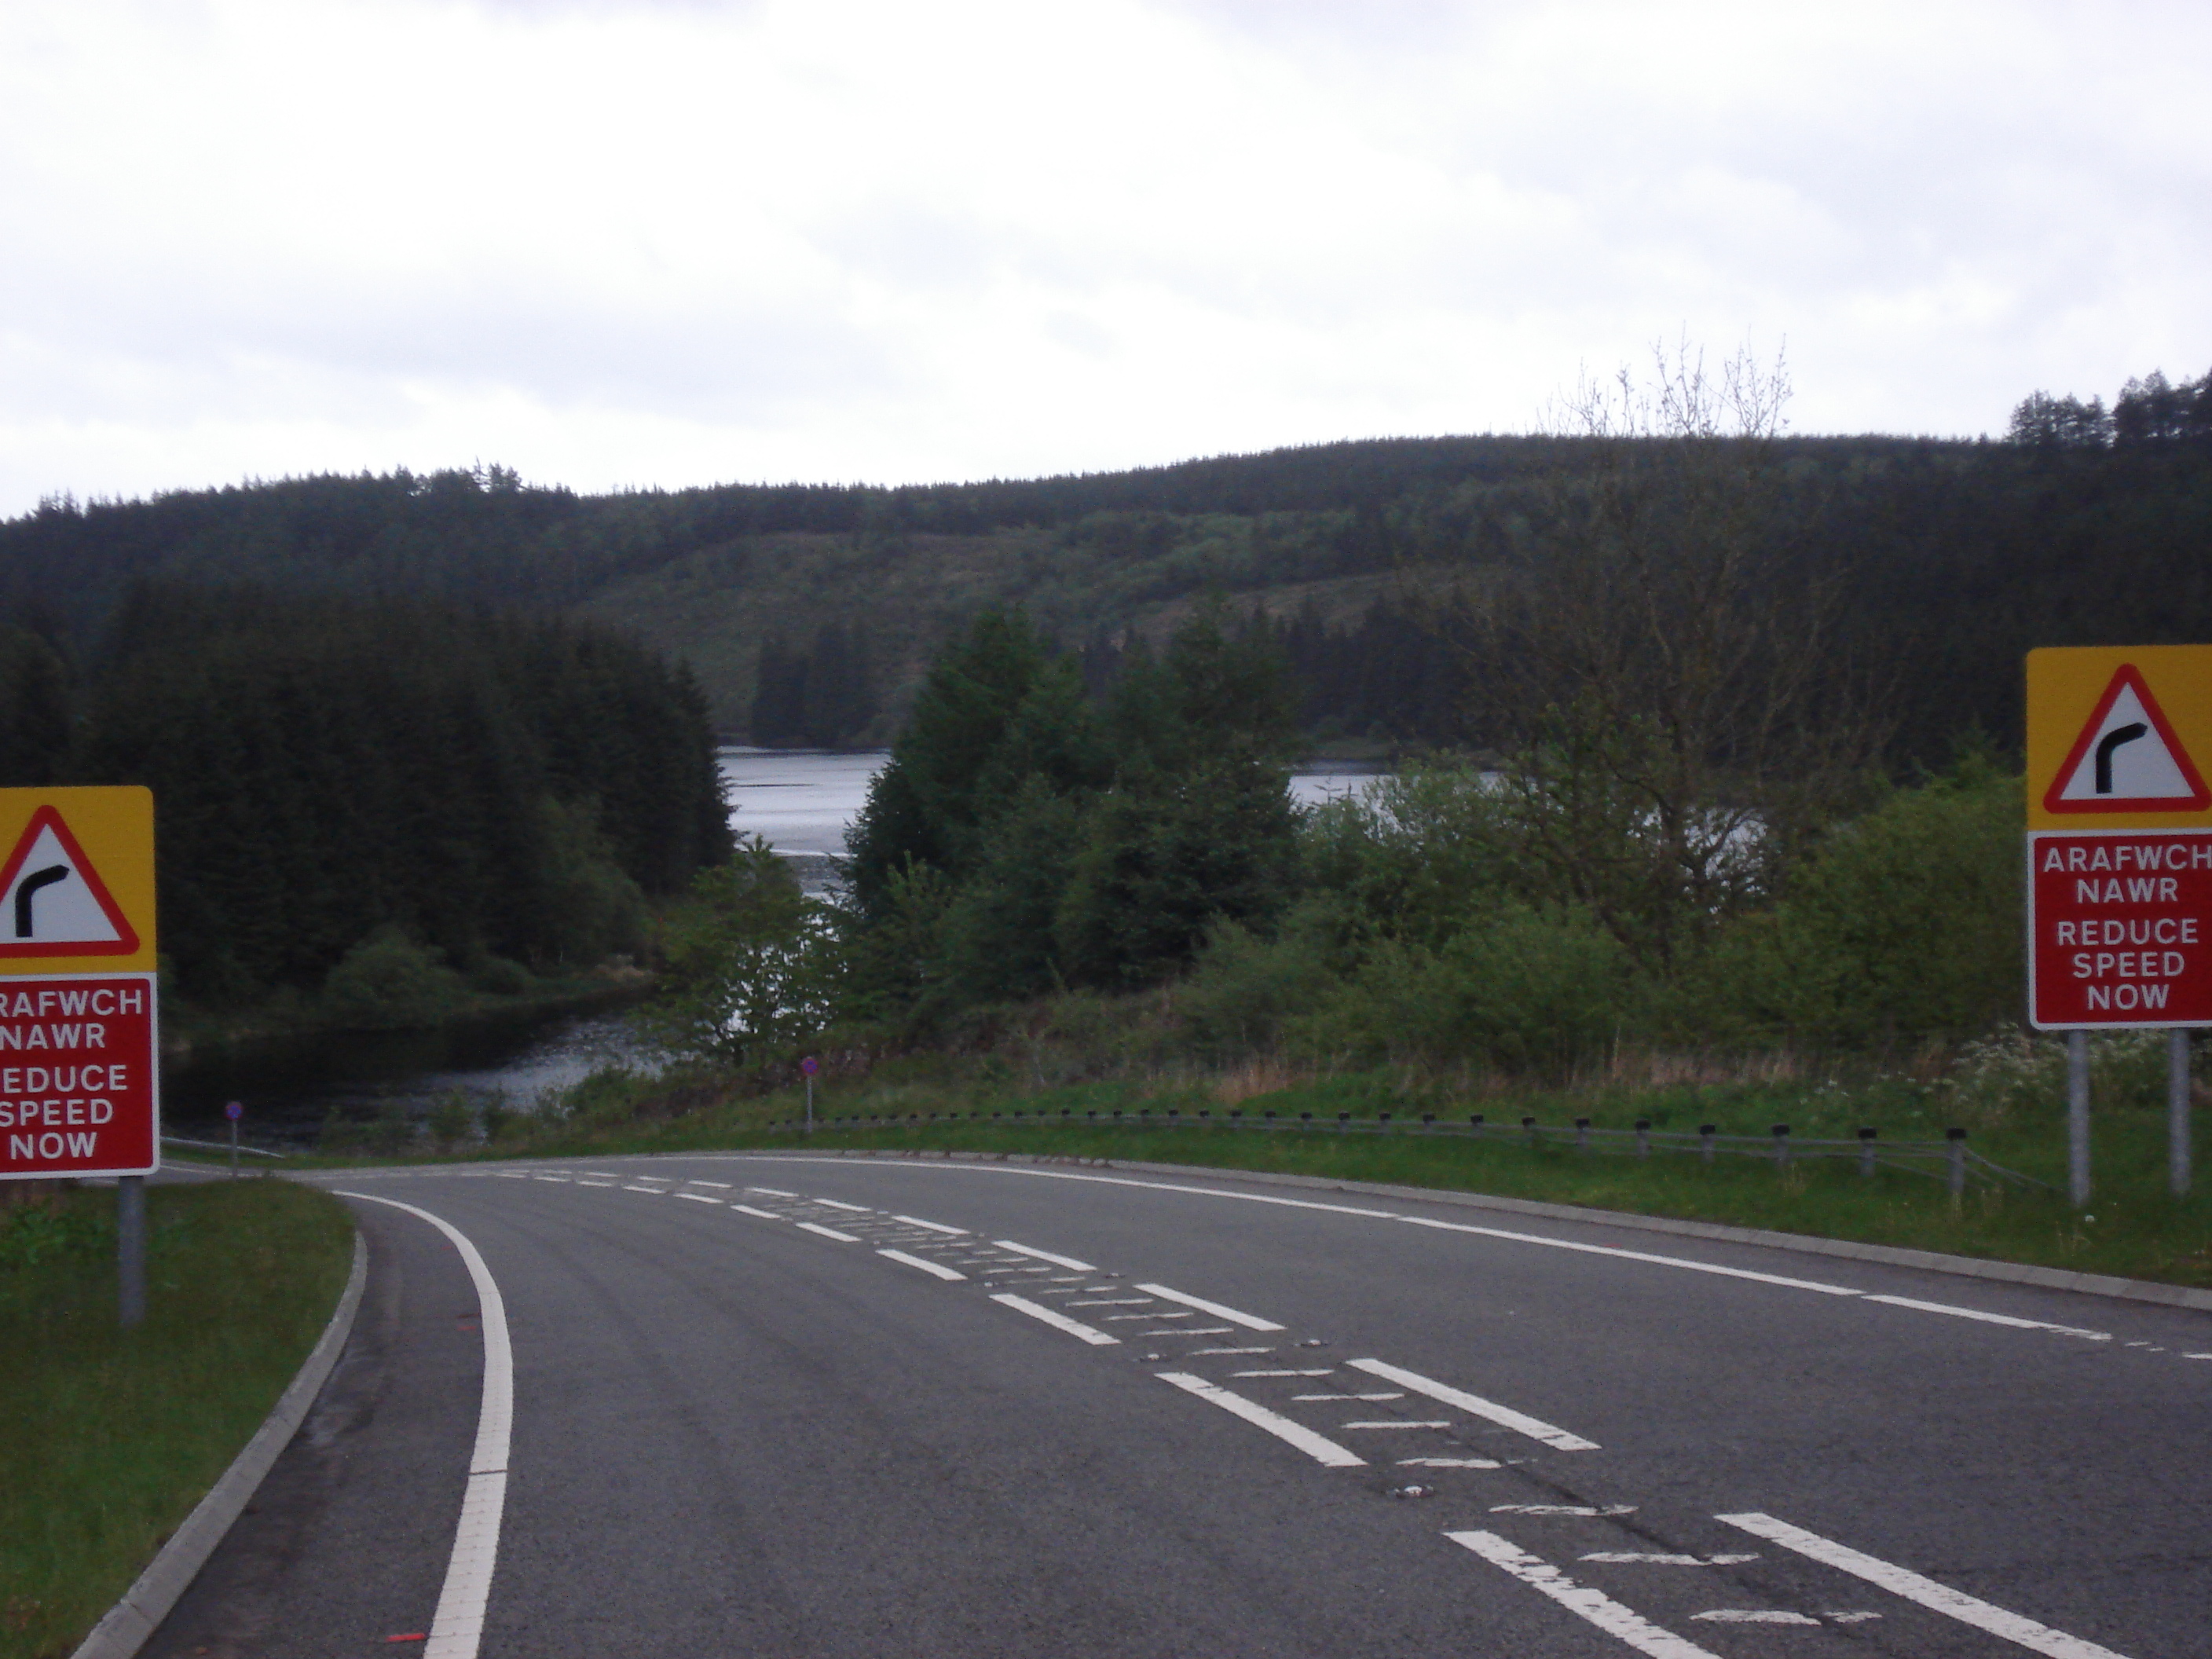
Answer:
167;749;1390;1150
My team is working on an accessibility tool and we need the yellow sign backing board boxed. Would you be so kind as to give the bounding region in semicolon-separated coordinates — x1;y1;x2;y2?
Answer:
2026;646;2212;831
0;787;157;974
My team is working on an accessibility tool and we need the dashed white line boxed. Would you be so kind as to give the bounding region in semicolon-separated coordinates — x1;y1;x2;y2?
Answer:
796;1221;861;1242
1716;1513;2134;1659
673;1192;722;1205
892;1214;967;1235
1155;1372;1365;1468
745;1186;798;1197
1135;1284;1283;1331
531;1175;569;1182
1232;1368;1334;1378
1693;1610;1819;1625
1296;1392;1403;1401
1343;1420;1452;1430
731;1204;782;1220
1068;1298;1152;1306
1583;1554;1759;1566
811;1198;873;1212
584;1171;620;1177
1347;1358;1601;1452
622;1185;664;1195
576;1180;615;1188
1189;1346;1272;1356
1398;1457;1502;1468
683;1179;732;1188
991;1293;1119;1346
994;1240;1098;1271
1493;1504;1637;1517
880;1249;967;1281
1447;1532;1722;1659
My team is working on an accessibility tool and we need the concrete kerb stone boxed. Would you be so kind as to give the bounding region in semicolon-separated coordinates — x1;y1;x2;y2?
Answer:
734;1146;2212;1317
71;1232;370;1659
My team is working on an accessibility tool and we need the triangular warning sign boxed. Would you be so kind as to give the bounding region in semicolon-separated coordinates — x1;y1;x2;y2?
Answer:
2044;663;2212;813
0;805;141;956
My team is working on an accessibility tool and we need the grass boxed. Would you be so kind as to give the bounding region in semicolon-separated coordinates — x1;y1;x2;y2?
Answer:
0;1178;355;1659
305;1057;2212;1294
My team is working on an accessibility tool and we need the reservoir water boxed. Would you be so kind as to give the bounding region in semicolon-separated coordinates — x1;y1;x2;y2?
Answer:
169;749;1386;1149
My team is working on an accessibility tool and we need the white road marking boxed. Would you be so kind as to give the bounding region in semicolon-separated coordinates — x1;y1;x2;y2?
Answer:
1134;1284;1283;1330
811;1198;872;1212
337;1193;511;1659
1189;1346;1272;1356
1155;1372;1365;1467
1583;1554;1759;1566
674;1193;722;1205
746;1186;799;1197
494;1173;529;1179
991;1293;1119;1345
1693;1610;1819;1625
2188;1353;2212;1361
1295;1391;1402;1401
1105;1312;1181;1321
622;1185;664;1195
1232;1368;1334;1378
994;1240;1097;1271
1493;1504;1637;1516
731;1204;782;1219
1398;1457;1501;1467
892;1214;966;1234
1172;1326;1236;1335
1347;1358;1601;1452
584;1172;620;1177
531;1175;568;1182
1716;1514;2134;1659
576;1180;615;1188
1862;1294;2110;1342
1068;1298;1152;1306
1447;1531;1722;1659
797;1221;861;1242
880;1249;966;1281
1343;1420;1452;1429
685;1180;732;1188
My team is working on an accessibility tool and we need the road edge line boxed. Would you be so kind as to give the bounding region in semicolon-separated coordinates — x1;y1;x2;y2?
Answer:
71;1232;369;1659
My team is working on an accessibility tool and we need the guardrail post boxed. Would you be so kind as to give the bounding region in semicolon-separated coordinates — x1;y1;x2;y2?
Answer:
1421;1112;1435;1132
1857;1126;1877;1177
1522;1115;1538;1148
1468;1113;1484;1139
2067;1030;2091;1207
1946;1127;1967;1196
1698;1124;1716;1165
1574;1116;1590;1152
1634;1119;1650;1158
1337;1111;1350;1133
2171;1029;2193;1199
1771;1124;1789;1169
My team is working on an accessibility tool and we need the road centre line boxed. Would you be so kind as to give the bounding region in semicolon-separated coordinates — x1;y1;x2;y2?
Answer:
797;1221;862;1242
1190;1346;1272;1355
1347;1358;1601;1452
810;1198;872;1212
1446;1531;1722;1659
584;1171;619;1177
731;1204;782;1220
1155;1373;1365;1468
745;1186;798;1197
336;1193;511;1659
880;1249;967;1281
621;1185;664;1195
1134;1284;1284;1330
576;1180;615;1188
1716;1512;2135;1659
685;1180;732;1188
1068;1297;1150;1306
753;1161;2119;1345
991;1293;1119;1346
673;1193;722;1205
1693;1610;1819;1625
892;1214;967;1234
993;1240;1097;1271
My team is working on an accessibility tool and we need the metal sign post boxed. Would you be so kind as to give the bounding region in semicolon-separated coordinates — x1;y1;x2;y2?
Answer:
2027;647;2212;1207
801;1056;818;1134
0;787;159;1327
225;1099;243;1176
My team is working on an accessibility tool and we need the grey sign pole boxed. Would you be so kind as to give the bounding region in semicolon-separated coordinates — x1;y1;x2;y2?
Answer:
2067;1031;2092;1207
2173;1030;2193;1199
118;1174;145;1329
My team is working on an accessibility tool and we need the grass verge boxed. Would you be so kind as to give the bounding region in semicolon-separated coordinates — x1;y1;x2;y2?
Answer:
0;1179;354;1659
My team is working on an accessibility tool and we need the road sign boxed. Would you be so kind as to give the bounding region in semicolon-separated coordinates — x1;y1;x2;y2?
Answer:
2027;831;2212;1028
225;1100;244;1121
2027;647;2212;830
0;789;158;1180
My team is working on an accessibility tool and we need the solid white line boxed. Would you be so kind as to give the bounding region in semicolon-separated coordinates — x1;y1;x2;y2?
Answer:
797;1221;861;1242
1134;1284;1283;1331
1347;1358;1601;1452
1716;1513;2134;1659
811;1198;872;1212
893;1215;968;1235
991;1293;1119;1345
731;1204;782;1220
1446;1531;1722;1659
880;1248;966;1281
1155;1372;1365;1467
993;1240;1097;1271
337;1193;511;1659
673;1192;722;1205
1862;1294;2109;1342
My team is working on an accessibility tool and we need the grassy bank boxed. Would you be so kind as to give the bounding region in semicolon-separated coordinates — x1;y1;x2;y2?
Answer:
0;1180;354;1659
309;1056;2212;1294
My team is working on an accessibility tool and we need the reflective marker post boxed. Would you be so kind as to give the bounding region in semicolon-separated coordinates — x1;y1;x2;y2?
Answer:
2173;1030;2194;1199
118;1174;145;1329
2067;1031;2091;1208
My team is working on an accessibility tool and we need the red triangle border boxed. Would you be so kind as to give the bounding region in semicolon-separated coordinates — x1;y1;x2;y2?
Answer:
0;804;141;957
2043;662;2212;814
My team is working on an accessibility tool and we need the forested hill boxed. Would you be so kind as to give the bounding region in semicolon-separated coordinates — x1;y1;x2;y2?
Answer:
6;367;2209;767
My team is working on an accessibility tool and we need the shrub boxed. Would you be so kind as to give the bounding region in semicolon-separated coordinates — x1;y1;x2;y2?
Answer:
320;927;470;1029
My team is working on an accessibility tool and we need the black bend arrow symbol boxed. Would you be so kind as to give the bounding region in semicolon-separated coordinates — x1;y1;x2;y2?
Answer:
2094;723;2149;794
13;865;69;938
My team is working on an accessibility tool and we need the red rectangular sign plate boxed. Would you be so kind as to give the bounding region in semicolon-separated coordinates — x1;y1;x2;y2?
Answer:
0;973;158;1177
2028;831;2212;1028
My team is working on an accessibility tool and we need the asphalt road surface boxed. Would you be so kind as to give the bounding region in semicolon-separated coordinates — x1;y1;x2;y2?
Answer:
143;1152;2211;1658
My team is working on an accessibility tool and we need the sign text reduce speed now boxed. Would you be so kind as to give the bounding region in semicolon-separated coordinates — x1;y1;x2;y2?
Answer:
0;975;157;1176
2028;831;2212;1028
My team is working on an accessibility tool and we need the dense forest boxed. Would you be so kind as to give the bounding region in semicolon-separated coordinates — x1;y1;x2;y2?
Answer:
3;368;2207;770
0;587;730;1008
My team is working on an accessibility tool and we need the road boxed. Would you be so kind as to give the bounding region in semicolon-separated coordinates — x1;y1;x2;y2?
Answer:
142;1152;2210;1657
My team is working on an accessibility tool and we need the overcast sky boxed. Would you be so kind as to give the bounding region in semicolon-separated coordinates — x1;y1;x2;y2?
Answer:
2;0;2205;516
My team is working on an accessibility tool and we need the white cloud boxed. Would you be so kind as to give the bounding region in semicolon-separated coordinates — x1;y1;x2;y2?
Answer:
0;0;2205;511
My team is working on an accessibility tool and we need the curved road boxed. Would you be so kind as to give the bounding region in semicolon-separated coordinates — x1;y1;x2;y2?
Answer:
145;1152;2210;1657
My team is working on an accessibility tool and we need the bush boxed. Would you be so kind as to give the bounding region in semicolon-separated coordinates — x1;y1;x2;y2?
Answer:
1178;922;1338;1060
320;926;470;1029
427;1091;473;1148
